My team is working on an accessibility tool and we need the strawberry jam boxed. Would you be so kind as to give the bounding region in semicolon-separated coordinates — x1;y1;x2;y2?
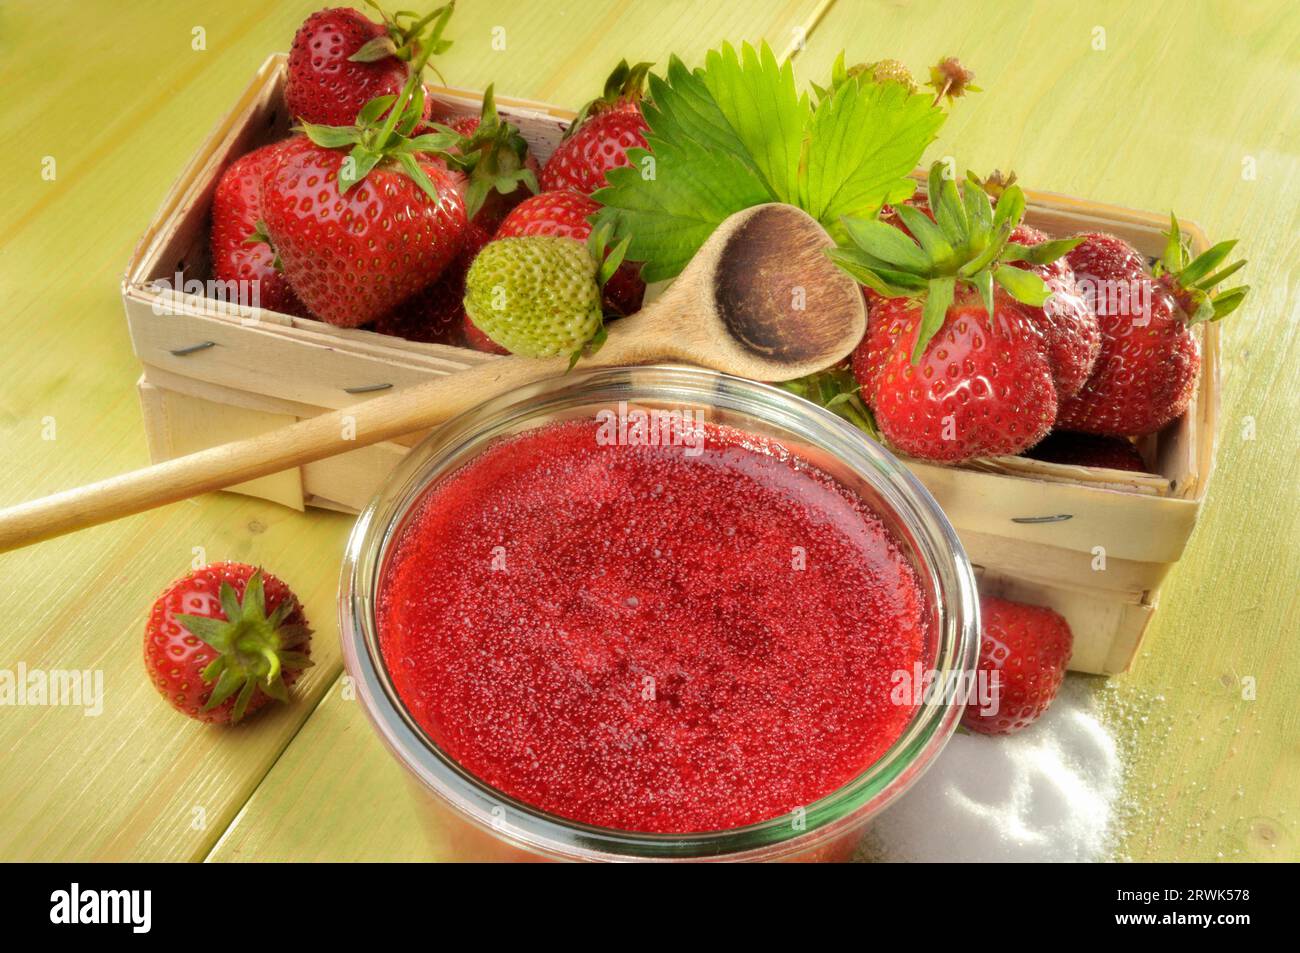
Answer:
377;417;928;833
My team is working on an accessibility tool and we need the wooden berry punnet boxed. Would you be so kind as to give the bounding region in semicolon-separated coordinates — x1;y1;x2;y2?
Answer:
121;54;1220;676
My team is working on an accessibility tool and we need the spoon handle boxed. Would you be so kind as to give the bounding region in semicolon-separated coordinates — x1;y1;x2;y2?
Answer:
0;314;670;553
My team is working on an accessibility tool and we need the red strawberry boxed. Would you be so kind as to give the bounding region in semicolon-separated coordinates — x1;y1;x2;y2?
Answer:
963;595;1072;735
144;563;312;724
285;5;450;127
851;288;900;403
1063;231;1148;285
1057;221;1247;436
210;141;309;317
866;289;1057;461
838;164;1069;462
541;60;652;195
373;220;490;343
1024;431;1147;472
876;193;1098;402
261;135;467;327
495;189;598;241
496;190;645;315
1006;224;1099;400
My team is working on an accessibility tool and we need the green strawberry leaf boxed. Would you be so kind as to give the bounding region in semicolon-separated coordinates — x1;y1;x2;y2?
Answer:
594;41;945;280
841;217;931;272
357;94;398;126
596;138;771;283
893;203;953;264
962;172;994;232
802;77;943;241
699;42;806;205
1193;258;1246;291
825;248;926;296
174;613;233;650
928;164;967;246
1177;239;1239;287
395;151;441;203
340;145;383;193
203;666;245;712
1161;212;1187;273
1209;286;1249;320
300;121;361;149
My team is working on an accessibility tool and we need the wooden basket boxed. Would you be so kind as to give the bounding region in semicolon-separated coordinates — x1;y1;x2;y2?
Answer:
121;54;1220;676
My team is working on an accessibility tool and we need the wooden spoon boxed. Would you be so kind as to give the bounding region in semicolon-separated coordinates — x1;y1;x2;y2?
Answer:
0;203;863;552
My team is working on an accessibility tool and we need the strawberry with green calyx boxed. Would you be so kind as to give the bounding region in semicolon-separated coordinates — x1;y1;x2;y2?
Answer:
1057;216;1248;436
295;28;451;203
836;161;1081;462
833;161;1079;362
565;58;655;136
262;34;469;327
413;86;540;231
463;224;629;362
964;170;1100;399
285;2;455;127
541;59;652;195
144;563;313;725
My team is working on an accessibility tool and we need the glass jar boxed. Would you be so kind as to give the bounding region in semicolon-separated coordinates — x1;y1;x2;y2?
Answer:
340;365;978;861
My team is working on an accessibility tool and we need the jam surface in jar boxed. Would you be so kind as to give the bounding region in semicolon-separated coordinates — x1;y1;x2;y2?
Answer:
378;417;928;833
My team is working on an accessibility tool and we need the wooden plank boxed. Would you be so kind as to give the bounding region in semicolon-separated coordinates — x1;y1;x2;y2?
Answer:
207;676;438;862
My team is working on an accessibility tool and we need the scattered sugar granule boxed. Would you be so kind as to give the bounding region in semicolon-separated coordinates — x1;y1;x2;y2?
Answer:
861;676;1122;862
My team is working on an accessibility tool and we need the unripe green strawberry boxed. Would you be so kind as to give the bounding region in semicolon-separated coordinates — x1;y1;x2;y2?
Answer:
463;236;603;358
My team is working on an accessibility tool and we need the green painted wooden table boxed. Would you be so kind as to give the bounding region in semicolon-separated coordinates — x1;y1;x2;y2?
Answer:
0;0;1296;861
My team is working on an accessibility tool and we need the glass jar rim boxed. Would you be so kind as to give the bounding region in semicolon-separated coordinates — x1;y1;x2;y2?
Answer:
340;364;979;861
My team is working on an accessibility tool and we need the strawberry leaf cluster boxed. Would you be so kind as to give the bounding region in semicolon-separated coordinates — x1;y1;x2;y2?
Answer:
831;162;1081;361
417;86;540;218
593;42;945;282
1155;213;1248;323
